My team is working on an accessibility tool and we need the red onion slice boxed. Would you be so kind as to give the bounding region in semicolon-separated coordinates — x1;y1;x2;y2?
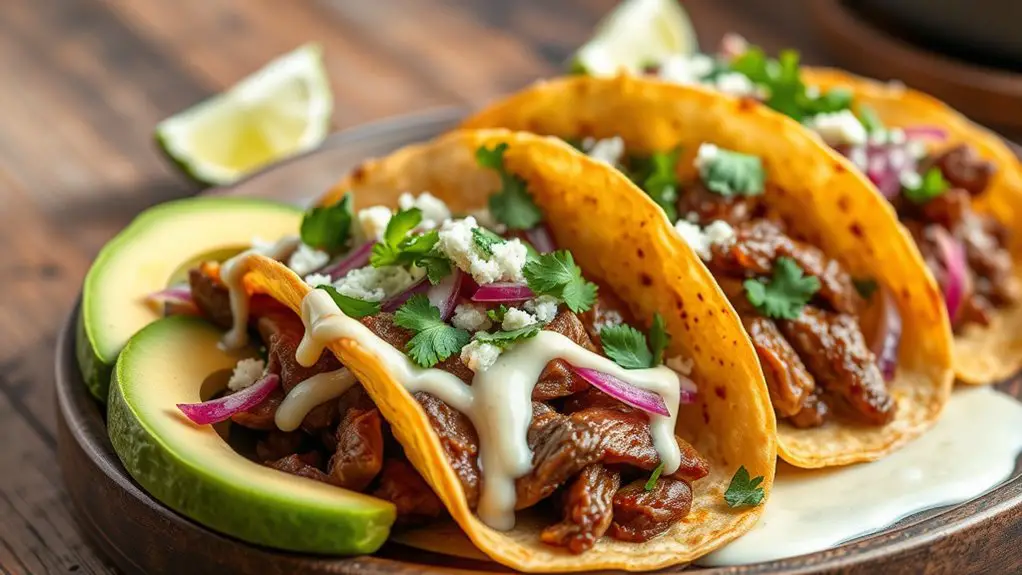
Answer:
176;374;280;425
868;287;903;381
322;241;375;280
570;366;670;417
524;225;556;254
471;282;535;303
678;376;698;404
144;286;200;317
902;126;948;142
932;227;968;321
428;269;464;321
382;275;429;312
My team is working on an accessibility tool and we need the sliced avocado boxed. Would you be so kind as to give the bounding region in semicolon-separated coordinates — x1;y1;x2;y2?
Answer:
108;316;395;554
78;196;302;401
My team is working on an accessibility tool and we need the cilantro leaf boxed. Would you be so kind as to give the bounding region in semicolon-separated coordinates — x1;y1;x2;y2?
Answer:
524;251;598;313
644;462;665;492
729;47;853;122
370;208;423;267
393;294;471;368
476;143;543;230
701;148;765;197
724;465;765;508
300;193;354;252
903;167;949;204
601;323;653;369
648;313;669;366
853;278;878;300
856;104;884;135
316;285;381;319
472;227;503;256
486;304;509;323
743;257;820;320
474;324;541;348
629;149;680;223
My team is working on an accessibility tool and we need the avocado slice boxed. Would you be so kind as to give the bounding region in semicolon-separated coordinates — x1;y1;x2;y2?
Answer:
108;315;395;554
78;196;302;401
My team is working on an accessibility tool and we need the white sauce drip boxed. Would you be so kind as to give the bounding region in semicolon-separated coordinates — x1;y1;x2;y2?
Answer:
275;368;357;432
294;288;682;530
219;235;301;350
701;386;1022;566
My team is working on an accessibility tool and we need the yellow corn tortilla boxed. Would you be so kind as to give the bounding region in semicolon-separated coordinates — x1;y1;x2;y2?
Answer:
462;75;954;467
803;68;1022;385
243;129;776;571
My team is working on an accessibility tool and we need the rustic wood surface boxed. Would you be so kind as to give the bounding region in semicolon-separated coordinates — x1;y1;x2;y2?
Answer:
0;1;1018;574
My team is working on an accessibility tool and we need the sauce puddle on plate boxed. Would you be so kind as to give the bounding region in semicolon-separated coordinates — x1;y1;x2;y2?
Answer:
701;386;1022;566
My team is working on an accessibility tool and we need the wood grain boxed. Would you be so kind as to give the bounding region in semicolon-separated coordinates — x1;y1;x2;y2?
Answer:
1;1;1017;573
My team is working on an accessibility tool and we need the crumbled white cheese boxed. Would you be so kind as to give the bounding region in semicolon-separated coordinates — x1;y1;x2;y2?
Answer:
461;340;502;373
666;355;694;376
657;53;715;85
805;110;867;147
358;206;392;241
287;243;331;276
899;170;922;190
704;220;737;249
593;310;623;334
907;138;929;160
437;217;527;285
685;211;701;223
227;358;266;391
502;307;538;331
334;264;420;302
470;208;507;234
694;143;720;172
304;273;333;287
398;192;451;229
674;219;734;262
888;128;907;145
712;72;758;97
583;136;625;166
451;303;492;332
524;295;559;323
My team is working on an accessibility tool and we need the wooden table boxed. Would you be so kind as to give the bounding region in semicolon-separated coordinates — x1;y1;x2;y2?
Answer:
0;1;1005;573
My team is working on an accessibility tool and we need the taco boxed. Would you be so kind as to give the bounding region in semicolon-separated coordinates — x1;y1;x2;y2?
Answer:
586;33;1022;385
462;75;954;467
128;129;776;571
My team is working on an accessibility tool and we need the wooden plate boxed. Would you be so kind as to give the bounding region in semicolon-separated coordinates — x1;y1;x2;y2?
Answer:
56;109;1022;574
807;0;1022;137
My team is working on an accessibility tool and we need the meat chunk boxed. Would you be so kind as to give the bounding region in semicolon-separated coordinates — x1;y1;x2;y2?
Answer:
540;464;621;554
579;288;635;346
189;267;234;328
709;219;861;315
927;144;995;197
608;478;693;542
267;453;331;484
676;181;758;226
779;307;895;425
256;430;304;462
232;388;283;430
328;386;384;491
414;392;481;508
743;316;815;418
787;390;831;428
533;310;596;401
372;459;445;525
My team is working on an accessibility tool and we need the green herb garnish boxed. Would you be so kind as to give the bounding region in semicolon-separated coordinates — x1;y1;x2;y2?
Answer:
369;208;452;283
601;312;670;369
724;465;765;508
393;294;471;368
856;105;884;135
316;285;381;319
700;147;765;197
486;304;509;323
744;257;820;320
902;167;949;204
729;47;852;121
474;324;542;348
648;313;669;366
630;149;681;222
472;226;503;256
523;250;598;313
644;462;666;492
300;193;354;252
476;143;543;230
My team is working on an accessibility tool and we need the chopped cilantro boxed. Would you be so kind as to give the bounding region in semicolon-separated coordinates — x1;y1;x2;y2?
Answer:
724;465;765;508
300;193;354;253
393;294;471;368
474;324;541;348
729;47;852;121
486;304;509;323
743;257;820;320
853;278;878;300
629;149;680;223
523;250;598;313
644;462;665;491
903;167;949;204
476;143;543;230
701;148;765;197
648;313;669;366
472;226;503;256
601;323;653;369
369;210;452;283
316;285;381;319
856;105;884;135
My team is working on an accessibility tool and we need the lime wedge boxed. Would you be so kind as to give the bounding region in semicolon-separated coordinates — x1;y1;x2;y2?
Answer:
156;44;332;185
572;0;699;76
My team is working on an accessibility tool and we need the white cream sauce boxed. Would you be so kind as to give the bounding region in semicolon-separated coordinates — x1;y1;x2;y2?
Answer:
275;368;357;432
219;235;301;350
293;288;683;530
701;386;1022;566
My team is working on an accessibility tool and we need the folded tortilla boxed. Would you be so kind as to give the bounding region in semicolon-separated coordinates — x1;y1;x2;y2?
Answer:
462;75;954;467
241;129;776;571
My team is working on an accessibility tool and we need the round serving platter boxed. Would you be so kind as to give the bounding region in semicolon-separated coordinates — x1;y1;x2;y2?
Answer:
56;108;1022;574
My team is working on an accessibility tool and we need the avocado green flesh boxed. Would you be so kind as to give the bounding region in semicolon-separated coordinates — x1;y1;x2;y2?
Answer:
108;316;395;554
79;196;302;401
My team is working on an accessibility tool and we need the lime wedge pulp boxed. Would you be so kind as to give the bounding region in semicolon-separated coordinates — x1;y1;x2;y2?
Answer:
573;0;699;76
156;44;333;185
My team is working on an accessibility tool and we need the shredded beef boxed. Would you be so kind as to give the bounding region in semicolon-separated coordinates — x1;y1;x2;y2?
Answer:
232;388;283;430
926;144;995;197
744;316;815;418
372;459;445;525
267;453;331;484
675;181;758;226
608;477;693;542
414;391;481;508
540;464;621;554
189;268;234;328
534;310;595;401
328;386;384;491
787;390;831;428
579;288;636;346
